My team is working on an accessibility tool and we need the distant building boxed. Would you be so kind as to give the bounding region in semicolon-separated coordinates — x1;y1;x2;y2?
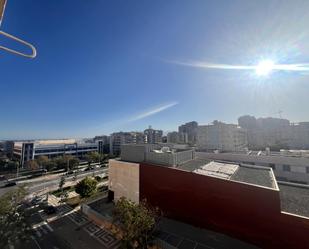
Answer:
197;120;247;152
238;115;295;150
167;131;180;143
109;132;146;155
0;140;14;157
161;135;167;143
178;121;198;145
144;126;163;144
289;122;309;149
13;139;100;167
94;135;110;154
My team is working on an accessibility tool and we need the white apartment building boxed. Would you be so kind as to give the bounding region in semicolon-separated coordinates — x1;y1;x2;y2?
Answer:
197;121;248;152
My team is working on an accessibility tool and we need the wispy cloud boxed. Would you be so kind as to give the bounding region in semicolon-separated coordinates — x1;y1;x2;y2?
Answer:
128;102;178;122
166;59;309;72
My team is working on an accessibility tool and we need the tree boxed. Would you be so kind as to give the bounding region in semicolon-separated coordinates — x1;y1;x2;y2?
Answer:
36;156;49;169
0;187;31;248
75;177;97;198
68;157;79;170
113;197;161;249
44;160;57;171
53;155;79;171
25;159;39;170
59;176;66;191
85;151;101;166
53;156;67;170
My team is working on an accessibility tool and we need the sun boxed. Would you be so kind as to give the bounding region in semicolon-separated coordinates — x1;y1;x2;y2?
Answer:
255;60;274;76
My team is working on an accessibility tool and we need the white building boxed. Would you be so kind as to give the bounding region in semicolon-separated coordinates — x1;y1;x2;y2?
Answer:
197;121;247;152
13;139;101;167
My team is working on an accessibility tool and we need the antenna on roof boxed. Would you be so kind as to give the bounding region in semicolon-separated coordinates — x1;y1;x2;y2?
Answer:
0;0;37;58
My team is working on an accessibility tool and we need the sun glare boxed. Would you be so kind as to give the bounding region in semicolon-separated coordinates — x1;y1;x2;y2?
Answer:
255;60;274;76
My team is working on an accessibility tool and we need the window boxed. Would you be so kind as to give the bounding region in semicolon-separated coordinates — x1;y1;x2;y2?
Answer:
283;164;291;172
268;163;276;170
306;167;309;174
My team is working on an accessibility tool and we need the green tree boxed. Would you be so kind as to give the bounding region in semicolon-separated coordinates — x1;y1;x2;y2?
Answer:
68;157;79;170
59;176;66;191
36;155;49;169
0;187;31;248
75;177;98;198
85;151;101;166
53;156;67;170
53;155;79;171
44;160;57;171
113;197;161;249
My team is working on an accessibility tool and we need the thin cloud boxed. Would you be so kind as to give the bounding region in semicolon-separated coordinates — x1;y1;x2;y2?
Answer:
129;102;178;122
166;59;309;72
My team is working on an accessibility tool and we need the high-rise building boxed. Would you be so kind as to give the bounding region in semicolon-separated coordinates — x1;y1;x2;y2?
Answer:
144;126;163;144
94;135;110;154
197;120;247;152
109;132;146;155
178;121;198;145
289;122;309;149
238;115;293;150
167;131;180;143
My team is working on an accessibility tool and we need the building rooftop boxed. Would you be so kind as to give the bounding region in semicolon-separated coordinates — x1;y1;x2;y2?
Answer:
278;182;309;218
177;159;212;171
157;218;260;249
210;149;309;158
230;165;275;188
178;160;276;189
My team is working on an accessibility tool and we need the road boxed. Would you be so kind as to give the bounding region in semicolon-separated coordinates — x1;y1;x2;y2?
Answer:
0;167;108;197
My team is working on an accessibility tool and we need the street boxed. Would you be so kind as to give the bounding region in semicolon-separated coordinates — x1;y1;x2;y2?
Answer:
0;167;108;197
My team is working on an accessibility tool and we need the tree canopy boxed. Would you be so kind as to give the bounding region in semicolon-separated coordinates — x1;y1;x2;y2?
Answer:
75;177;98;198
113;197;161;249
0;187;31;248
85;151;102;165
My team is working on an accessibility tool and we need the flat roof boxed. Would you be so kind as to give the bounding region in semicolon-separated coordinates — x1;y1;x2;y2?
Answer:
278;182;309;218
157;218;260;249
231;165;275;188
178;160;275;189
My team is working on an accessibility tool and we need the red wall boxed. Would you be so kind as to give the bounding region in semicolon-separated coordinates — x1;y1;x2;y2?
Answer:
140;163;309;249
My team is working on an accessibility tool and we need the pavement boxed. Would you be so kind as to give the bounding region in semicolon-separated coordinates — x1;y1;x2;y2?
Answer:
156;218;260;249
15;194;119;249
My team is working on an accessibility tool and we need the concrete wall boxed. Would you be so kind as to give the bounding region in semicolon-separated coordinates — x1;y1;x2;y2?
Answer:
121;144;146;162
139;163;309;249
196;152;309;183
108;159;140;203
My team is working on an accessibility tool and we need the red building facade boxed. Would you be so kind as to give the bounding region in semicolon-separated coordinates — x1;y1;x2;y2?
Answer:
140;163;309;249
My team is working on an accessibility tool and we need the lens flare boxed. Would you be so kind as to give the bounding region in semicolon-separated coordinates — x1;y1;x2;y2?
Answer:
255;60;274;76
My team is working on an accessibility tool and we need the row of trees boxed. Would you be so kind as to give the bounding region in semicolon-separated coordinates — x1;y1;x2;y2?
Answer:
24;151;109;172
25;155;80;171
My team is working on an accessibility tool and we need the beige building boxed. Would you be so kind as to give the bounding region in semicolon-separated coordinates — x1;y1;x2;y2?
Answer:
197;121;247;152
108;159;140;203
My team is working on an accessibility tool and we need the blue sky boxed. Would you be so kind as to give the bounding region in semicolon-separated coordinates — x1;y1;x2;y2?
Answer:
1;0;309;139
